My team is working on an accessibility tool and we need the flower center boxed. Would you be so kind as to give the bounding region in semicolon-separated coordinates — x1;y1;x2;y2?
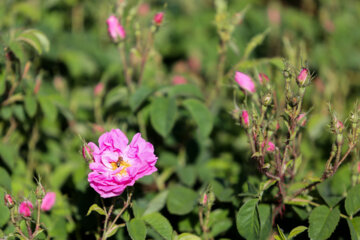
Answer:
111;156;131;176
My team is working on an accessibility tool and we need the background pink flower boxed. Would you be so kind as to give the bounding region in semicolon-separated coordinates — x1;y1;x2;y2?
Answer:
106;15;126;41
235;71;256;93
87;129;157;198
41;192;56;211
19;201;33;217
154;12;164;25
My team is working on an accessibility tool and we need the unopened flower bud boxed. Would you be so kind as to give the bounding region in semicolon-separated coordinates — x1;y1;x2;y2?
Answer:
202;193;208;205
36;183;46;199
241;110;250;127
4;194;14;208
94;82;104;97
107;15;126;41
297;68;308;86
41;192;56;211
258;73;270;85
153;12;164;25
262;94;272;106
19;201;33;217
297;113;307;126
336;120;344;133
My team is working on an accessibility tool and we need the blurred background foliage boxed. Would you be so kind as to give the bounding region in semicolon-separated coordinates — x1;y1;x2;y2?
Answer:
0;0;359;239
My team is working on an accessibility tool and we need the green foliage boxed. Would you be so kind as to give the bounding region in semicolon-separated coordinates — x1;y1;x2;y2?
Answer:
345;184;360;217
166;185;198;215
150;97;177;138
142;212;173;240
127;218;147;240
236;199;260;240
308;205;340;240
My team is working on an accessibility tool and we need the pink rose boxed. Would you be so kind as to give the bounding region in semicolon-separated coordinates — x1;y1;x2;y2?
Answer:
235;72;255;93
87;129;158;198
41;192;56;211
19;201;33;217
106;15;126;41
153;12;164;25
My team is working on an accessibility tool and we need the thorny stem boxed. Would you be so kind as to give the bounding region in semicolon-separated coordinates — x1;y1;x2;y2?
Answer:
101;200;114;240
26;220;32;239
138;31;153;86
105;191;132;238
10;209;29;240
35;199;42;232
119;42;134;93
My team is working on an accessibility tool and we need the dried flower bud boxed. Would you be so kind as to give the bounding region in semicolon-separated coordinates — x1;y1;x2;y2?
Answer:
4;194;14;208
262;93;272;106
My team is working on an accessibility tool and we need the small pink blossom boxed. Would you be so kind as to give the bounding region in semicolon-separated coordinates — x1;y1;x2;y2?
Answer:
172;75;187;85
241;110;249;127
94;83;104;96
41;192;56;211
235;72;256;93
266;141;275;152
153;12;164;25
297;68;309;84
357;162;360;174
262;141;275;152
106;15;126;41
87;129;158;198
258;73;269;84
297;113;307;126
19;201;33;217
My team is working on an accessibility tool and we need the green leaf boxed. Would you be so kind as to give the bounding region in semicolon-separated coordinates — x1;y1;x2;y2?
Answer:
167;84;204;99
347;217;360;240
288;226;307;239
86;204;106;216
106;224;122;238
0;168;11;192
143;190;168;215
129;86;153;112
236;199;260;240
0;72;5;96
182;99;213;138
127;219;146;240
104;86;128;108
177;165;197;187
150;97;177;137
16;29;50;54
142;212;172;240
176;233;201;240
345;184;360;217
0;143;18;170
259;204;272;240
12;105;25;122
166;185;198;215
0;189;10;228
39;96;58;122
277;225;287;240
308;205;340;240
243;28;270;60
49;162;76;189
24;94;37;117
